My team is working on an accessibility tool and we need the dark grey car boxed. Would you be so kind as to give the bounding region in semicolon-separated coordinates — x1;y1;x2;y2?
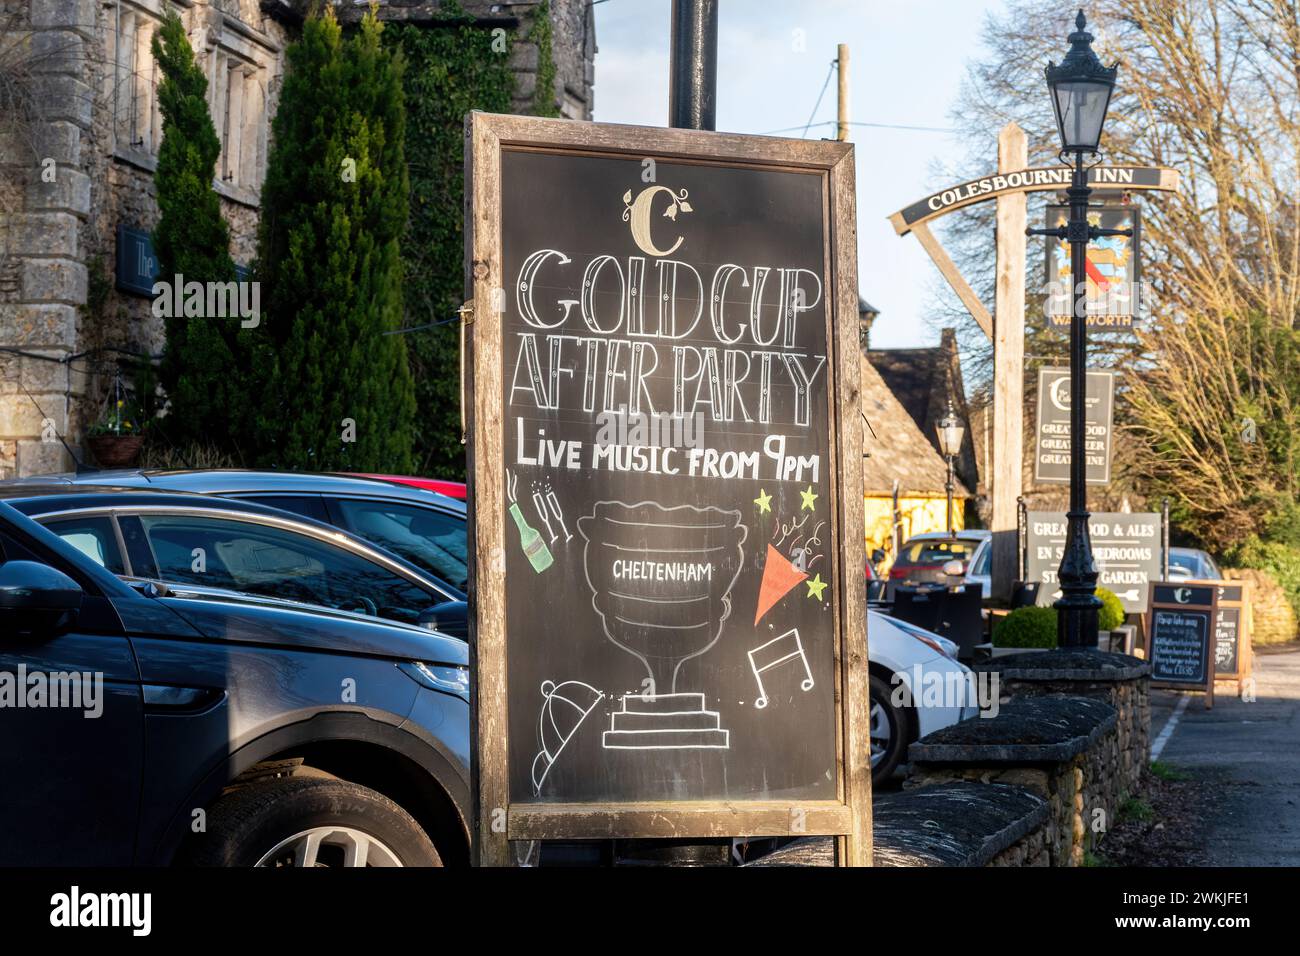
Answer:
0;491;471;866
19;470;470;593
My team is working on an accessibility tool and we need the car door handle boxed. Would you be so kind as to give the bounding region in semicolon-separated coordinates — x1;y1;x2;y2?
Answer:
141;684;222;711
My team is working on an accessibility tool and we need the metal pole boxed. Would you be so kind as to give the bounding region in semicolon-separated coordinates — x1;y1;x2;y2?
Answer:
669;0;718;131
836;44;849;141
1161;497;1170;579
945;455;955;536
1055;152;1102;647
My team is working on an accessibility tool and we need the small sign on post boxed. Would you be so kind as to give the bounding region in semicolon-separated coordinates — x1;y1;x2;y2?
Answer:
1033;367;1114;486
1146;581;1217;709
465;113;871;866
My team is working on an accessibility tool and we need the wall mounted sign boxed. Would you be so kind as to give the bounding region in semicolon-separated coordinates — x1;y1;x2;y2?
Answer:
115;224;159;297
1146;581;1217;708
116;224;251;298
465;113;870;866
1024;511;1162;613
1043;204;1142;328
1033;367;1115;485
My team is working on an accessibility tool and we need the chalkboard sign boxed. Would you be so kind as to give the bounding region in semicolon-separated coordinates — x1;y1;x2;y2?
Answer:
1203;581;1251;687
466;114;870;865
1146;581;1216;708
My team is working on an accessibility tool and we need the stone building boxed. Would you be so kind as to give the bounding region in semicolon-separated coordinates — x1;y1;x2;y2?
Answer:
0;0;595;477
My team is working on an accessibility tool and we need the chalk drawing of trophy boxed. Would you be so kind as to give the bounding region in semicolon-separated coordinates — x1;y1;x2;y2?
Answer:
577;500;746;750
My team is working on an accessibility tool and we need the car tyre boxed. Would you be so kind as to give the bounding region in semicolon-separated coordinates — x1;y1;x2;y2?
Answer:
869;673;912;784
188;776;442;867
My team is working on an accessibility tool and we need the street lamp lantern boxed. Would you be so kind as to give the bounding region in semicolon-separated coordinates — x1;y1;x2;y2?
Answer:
1028;8;1130;648
935;402;965;460
936;401;964;537
1045;11;1117;155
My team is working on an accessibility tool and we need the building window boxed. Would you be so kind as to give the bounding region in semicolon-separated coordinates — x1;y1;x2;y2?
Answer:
106;2;278;199
215;55;267;191
109;4;164;155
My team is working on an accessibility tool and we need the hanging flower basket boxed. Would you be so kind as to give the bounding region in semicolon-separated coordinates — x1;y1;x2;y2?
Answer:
87;434;146;468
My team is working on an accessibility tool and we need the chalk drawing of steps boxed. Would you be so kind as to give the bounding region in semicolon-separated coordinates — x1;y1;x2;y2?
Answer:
602;692;730;750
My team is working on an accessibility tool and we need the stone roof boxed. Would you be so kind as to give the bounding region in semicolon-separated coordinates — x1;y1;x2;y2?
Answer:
867;327;978;492
861;356;972;498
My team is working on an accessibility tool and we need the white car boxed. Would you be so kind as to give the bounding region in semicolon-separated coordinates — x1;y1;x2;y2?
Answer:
868;610;981;782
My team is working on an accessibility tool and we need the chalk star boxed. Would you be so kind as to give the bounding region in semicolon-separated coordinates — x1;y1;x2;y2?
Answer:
754;488;772;514
806;573;828;601
800;485;818;511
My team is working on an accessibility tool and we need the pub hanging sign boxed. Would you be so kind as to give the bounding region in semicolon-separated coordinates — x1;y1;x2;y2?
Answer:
465;113;871;866
1044;204;1143;328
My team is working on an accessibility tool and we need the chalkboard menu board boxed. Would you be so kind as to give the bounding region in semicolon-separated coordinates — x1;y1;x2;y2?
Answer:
1146;581;1216;706
1215;605;1241;675
466;114;870;865
1206;581;1251;686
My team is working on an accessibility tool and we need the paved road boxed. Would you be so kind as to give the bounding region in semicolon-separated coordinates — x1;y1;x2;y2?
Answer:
1148;647;1300;865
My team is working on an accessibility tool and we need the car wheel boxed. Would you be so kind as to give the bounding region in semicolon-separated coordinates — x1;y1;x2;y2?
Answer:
869;673;911;783
189;776;442;867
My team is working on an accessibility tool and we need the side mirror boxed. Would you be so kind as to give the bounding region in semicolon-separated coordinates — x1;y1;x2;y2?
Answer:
418;600;468;639
871;549;886;565
941;559;966;578
0;561;83;640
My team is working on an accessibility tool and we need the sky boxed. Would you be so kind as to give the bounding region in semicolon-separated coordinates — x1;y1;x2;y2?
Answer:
591;0;1007;349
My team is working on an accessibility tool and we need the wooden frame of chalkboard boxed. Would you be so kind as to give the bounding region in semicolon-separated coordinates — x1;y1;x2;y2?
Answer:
465;112;870;866
1146;581;1217;709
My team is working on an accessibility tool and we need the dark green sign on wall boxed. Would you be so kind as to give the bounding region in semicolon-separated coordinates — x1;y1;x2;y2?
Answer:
115;224;159;297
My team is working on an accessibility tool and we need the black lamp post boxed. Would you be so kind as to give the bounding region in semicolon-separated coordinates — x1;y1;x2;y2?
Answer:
936;401;965;537
1027;10;1129;648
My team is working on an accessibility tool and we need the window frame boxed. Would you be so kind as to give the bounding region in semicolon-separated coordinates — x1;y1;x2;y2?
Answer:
322;495;469;592
36;515;129;576
31;505;457;607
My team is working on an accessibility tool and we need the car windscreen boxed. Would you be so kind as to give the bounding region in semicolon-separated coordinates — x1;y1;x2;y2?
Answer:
897;538;981;567
332;499;468;591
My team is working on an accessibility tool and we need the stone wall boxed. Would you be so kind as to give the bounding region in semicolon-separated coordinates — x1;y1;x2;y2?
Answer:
0;0;291;475
748;649;1152;868
986;648;1150;796
907;696;1121;866
1;0;594;477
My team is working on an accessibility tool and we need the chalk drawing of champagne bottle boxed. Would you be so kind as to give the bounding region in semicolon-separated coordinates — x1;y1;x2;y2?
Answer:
510;502;553;572
507;470;553;573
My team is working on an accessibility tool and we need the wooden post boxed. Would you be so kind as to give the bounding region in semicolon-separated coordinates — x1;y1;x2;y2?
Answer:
836;44;849;142
990;122;1027;602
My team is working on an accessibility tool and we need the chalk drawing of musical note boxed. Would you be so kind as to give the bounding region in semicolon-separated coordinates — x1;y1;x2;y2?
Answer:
748;628;815;710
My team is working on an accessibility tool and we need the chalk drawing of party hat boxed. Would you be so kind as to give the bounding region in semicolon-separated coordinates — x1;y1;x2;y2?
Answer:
754;543;808;625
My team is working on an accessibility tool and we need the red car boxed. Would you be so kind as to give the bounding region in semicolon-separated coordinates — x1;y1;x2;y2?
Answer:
351;474;467;500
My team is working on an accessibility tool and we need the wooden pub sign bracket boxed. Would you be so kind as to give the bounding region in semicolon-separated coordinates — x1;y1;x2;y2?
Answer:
884;122;1179;602
464;113;872;866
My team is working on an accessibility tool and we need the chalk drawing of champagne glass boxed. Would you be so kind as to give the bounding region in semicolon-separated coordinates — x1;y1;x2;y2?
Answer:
546;488;572;542
532;487;557;543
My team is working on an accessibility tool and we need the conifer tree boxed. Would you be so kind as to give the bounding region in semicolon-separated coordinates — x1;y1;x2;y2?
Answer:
151;11;247;457
249;9;416;471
